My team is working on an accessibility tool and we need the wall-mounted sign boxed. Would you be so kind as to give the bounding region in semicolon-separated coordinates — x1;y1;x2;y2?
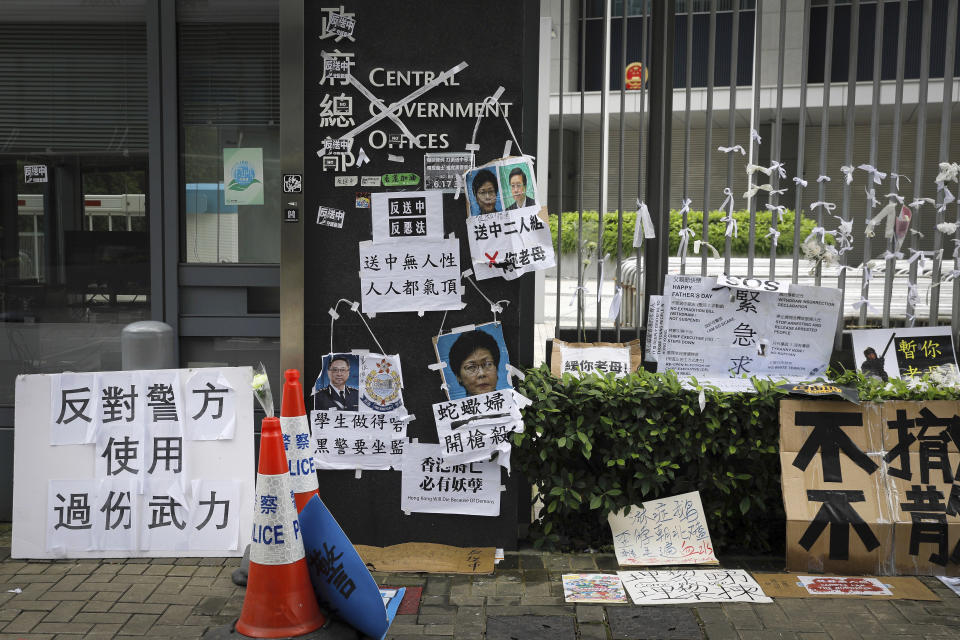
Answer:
625;61;647;90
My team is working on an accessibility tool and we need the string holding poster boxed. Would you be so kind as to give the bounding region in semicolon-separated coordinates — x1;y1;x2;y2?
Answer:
657;274;842;384
780;399;960;576
617;570;772;604
607;491;718;567
15;367;253;559
463;158;555;281
399;442;501;516
851;326;959;382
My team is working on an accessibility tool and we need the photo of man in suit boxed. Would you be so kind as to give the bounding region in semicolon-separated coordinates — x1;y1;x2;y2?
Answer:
315;354;359;410
505;167;533;209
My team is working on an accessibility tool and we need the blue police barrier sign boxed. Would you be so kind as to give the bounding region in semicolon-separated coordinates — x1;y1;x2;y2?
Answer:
299;495;403;639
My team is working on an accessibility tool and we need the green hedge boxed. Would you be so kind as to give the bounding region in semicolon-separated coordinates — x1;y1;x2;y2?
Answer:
548;209;825;258
513;366;960;554
513;366;785;554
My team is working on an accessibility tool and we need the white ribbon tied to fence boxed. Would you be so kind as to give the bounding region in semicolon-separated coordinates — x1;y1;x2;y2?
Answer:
694;239;720;258
765;227;781;248
768;160;787;180
840;165;855;185
809;201;837;213
852;297;879;314
718;144;745;155
743;183;773;200
889;172;911;191
633;200;655;248
677;227;696;259
817;175;832;183
857;163;887;185
938;185;955;213
937;221;958;235
886;192;905;206
766;203;788;224
719;188;737;237
793;176;808;188
745;163;772;177
935;161;960;185
751;128;762;146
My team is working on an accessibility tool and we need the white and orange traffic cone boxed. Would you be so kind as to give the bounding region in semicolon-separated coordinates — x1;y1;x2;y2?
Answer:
235;416;326;638
280;369;320;513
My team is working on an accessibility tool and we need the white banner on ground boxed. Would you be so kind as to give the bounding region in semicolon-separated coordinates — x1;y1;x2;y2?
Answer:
618;569;772;604
14;367;254;559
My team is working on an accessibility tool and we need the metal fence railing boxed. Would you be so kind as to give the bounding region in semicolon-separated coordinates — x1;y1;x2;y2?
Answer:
549;0;960;342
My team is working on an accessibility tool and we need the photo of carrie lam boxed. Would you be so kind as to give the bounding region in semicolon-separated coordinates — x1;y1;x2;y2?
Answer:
433;322;512;400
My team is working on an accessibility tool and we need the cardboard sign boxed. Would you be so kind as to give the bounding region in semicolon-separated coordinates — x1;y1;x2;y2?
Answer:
354;543;494;574
618;570;772;604
658;275;842;381
752;573;937;600
607;491;718;567
796;575;892;595
13;367;254;559
551;339;643;378
781;399;960;576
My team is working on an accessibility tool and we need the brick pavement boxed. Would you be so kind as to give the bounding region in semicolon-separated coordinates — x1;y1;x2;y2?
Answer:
2;524;960;639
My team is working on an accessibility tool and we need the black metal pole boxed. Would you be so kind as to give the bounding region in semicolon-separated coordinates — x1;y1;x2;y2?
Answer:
641;0;673;329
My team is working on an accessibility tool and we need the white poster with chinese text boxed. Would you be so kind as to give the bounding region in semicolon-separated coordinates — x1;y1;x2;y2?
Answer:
400;443;500;516
618;570;772;604
371;191;443;242
14;367;254;559
310;409;408;470
658;275;841;382
465;210;555;281
359;238;462;314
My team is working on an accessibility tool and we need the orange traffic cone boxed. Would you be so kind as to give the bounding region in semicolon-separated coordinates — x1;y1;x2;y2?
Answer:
280;369;320;513
236;417;326;638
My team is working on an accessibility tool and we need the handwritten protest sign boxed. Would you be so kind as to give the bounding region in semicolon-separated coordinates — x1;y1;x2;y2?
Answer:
796;576;892;596
781;399;960;575
607;491;718;567
617;570;772;604
15;367;253;559
431;389;528;466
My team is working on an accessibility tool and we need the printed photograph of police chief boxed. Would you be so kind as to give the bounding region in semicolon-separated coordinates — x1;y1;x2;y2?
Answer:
499;160;537;210
314;353;360;411
434;323;512;400
465;167;503;217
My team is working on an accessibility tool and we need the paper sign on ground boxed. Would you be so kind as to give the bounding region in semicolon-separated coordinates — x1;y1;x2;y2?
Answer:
354;543;494;574
561;573;629;603
938;576;960;597
618;570;772;604
658;275;841;381
851;326;959;381
608;491;718;567
300;495;402;640
751;572;937;599
399;442;500;516
796;575;892;596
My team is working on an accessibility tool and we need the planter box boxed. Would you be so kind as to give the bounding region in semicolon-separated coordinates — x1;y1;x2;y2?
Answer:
780;398;960;576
